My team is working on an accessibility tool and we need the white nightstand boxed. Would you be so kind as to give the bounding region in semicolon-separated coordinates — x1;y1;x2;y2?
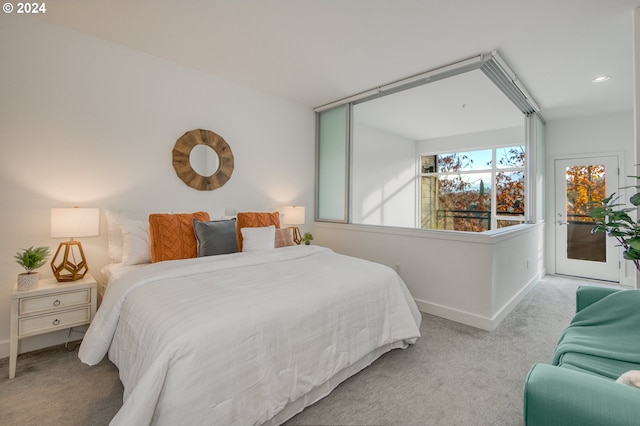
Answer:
9;274;97;379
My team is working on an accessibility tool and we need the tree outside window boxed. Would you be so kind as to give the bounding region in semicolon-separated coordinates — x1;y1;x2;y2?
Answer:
420;146;525;232
565;165;606;222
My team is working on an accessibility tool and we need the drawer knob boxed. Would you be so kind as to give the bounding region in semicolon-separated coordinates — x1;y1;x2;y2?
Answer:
53;299;61;306
52;319;60;326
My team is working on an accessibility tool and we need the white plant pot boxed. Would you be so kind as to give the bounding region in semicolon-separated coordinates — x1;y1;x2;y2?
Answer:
17;272;39;291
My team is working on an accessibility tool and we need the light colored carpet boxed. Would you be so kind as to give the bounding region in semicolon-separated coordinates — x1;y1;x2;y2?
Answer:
0;275;604;425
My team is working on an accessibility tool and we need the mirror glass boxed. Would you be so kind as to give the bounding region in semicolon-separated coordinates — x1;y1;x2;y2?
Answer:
189;144;220;177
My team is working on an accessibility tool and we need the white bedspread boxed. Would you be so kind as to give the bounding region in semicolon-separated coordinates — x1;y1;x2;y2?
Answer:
79;245;421;425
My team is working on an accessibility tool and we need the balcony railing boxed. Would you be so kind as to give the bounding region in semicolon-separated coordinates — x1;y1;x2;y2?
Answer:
434;209;523;231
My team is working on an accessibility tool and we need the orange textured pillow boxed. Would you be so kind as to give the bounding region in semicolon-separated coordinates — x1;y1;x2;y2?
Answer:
149;211;210;262
236;212;280;251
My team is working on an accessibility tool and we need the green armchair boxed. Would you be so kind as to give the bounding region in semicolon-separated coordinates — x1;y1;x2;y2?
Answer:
524;285;640;426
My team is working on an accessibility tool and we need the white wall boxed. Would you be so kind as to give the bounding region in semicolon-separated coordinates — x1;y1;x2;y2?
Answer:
352;123;416;227
544;112;636;285
314;222;543;330
490;224;545;322
0;19;316;357
416;126;524;153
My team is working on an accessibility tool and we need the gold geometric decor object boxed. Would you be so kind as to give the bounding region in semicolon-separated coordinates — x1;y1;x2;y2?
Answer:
51;241;89;282
173;129;234;191
50;207;98;282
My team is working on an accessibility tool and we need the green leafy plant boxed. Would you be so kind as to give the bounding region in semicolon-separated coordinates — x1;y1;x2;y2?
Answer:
14;246;51;274
589;173;640;271
302;232;314;245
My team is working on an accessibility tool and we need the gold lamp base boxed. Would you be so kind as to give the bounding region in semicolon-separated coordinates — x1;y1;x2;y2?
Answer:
291;226;302;245
51;241;88;282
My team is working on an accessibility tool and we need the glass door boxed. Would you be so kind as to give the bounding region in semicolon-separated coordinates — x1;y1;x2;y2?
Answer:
554;156;620;281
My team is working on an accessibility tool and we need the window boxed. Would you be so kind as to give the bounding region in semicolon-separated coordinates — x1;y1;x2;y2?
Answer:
315;52;544;230
317;105;349;222
420;145;525;232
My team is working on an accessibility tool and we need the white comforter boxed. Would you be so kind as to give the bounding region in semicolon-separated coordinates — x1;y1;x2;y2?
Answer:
79;245;421;425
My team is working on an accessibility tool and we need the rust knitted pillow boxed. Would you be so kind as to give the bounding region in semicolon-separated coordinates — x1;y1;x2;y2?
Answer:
149;211;210;262
236;212;280;251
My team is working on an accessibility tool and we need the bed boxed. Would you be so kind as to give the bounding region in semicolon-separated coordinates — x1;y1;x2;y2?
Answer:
79;212;421;425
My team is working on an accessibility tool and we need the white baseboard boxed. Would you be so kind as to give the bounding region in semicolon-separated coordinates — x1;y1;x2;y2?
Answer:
414;299;494;331
414;270;542;332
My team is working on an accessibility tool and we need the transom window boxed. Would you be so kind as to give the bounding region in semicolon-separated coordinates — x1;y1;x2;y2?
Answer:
419;145;525;232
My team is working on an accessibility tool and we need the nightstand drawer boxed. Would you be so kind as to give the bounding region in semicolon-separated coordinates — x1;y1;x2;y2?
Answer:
19;289;91;315
18;307;91;337
10;274;98;379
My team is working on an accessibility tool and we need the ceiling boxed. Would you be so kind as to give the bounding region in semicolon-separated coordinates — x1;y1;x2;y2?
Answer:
38;0;640;129
353;69;526;140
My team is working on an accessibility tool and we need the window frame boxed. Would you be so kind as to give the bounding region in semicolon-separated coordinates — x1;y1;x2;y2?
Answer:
418;145;526;232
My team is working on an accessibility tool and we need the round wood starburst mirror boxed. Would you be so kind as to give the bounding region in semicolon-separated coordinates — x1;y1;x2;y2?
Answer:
172;129;234;191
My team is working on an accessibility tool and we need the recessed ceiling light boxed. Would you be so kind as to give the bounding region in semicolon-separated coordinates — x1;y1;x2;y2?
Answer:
592;75;611;83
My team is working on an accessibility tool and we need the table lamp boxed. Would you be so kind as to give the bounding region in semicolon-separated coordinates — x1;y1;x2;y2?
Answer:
283;205;305;245
50;207;99;282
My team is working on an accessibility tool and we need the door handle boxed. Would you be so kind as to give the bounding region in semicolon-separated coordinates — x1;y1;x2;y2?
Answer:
556;213;567;226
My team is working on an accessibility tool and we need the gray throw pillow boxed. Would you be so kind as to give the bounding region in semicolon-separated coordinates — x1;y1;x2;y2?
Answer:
193;219;238;257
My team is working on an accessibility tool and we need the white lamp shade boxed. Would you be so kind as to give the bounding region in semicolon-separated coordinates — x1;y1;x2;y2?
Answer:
51;208;100;238
283;206;305;225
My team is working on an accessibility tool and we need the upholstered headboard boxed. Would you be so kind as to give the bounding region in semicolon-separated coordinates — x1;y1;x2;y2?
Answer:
235;212;280;251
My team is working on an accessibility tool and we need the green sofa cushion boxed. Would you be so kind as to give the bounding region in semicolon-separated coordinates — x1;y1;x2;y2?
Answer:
524;363;640;426
557;352;640;380
575;285;622;312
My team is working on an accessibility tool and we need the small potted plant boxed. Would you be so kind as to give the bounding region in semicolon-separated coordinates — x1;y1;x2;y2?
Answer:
302;232;314;245
14;246;51;291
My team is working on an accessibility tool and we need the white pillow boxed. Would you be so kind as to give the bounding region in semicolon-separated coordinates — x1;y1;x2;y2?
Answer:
241;226;276;252
120;220;151;264
616;370;640;388
208;207;227;220
104;210;126;263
